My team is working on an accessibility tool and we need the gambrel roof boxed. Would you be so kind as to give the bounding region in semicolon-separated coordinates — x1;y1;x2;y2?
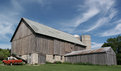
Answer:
11;18;85;46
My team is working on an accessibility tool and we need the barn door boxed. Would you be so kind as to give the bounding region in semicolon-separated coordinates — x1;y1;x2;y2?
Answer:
38;53;46;64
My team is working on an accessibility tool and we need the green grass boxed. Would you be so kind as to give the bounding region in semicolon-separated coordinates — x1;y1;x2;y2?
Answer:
0;64;121;71
0;61;2;64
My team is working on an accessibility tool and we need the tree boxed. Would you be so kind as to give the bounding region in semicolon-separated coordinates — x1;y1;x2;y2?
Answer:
102;35;121;65
0;49;11;61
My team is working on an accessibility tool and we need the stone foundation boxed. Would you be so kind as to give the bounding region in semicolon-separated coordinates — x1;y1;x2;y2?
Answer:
46;55;64;63
21;55;28;60
21;54;65;64
21;53;38;64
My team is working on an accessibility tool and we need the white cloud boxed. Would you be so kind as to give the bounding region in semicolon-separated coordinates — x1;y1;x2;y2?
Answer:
57;0;101;33
74;7;99;27
0;44;11;49
0;0;23;40
85;17;108;32
58;0;117;34
85;9;117;32
74;0;102;27
101;23;121;36
91;42;103;49
83;0;116;32
75;0;115;27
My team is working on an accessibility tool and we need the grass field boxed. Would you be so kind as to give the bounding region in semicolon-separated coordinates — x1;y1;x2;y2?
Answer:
0;61;2;64
0;64;121;71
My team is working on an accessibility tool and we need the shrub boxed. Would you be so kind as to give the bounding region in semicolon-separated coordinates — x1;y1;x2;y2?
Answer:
54;61;62;64
73;62;93;65
46;61;53;64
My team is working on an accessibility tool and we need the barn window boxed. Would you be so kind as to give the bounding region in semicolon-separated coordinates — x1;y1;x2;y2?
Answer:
53;55;55;59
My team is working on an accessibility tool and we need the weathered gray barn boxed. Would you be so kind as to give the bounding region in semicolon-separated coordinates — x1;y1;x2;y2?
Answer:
65;47;117;65
10;18;87;64
10;18;116;65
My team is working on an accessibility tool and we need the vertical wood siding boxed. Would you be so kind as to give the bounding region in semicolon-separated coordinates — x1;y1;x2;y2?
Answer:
11;21;85;56
65;49;117;65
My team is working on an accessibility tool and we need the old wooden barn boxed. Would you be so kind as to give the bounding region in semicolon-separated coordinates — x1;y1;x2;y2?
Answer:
10;18;116;65
65;47;117;65
10;18;88;64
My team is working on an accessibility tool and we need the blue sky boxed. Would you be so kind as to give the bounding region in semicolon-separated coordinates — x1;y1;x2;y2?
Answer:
0;0;121;49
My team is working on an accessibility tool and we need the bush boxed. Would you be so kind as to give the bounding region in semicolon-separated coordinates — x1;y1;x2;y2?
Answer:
54;61;62;64
73;62;93;65
46;61;53;64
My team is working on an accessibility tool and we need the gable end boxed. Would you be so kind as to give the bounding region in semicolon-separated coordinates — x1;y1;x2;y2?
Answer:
10;18;35;42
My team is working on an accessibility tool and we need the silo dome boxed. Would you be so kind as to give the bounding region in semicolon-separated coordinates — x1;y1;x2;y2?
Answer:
73;35;80;40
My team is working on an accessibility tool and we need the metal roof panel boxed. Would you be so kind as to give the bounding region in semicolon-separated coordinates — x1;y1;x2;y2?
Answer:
65;47;111;56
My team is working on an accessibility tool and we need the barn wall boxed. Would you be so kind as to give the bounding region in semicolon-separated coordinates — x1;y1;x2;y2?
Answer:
36;35;54;55
106;48;117;65
11;21;36;55
65;52;116;65
36;35;85;56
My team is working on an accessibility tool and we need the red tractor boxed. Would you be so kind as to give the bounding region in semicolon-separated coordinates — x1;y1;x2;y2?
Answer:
2;56;23;65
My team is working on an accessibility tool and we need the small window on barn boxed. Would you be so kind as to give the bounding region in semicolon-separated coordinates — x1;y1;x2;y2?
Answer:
61;56;63;60
53;55;55;59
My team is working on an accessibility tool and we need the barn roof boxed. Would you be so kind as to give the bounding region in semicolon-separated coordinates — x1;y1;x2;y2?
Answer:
65;47;111;56
11;18;85;46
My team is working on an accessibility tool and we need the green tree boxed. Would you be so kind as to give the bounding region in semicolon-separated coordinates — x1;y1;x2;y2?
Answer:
102;35;121;65
0;48;11;61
